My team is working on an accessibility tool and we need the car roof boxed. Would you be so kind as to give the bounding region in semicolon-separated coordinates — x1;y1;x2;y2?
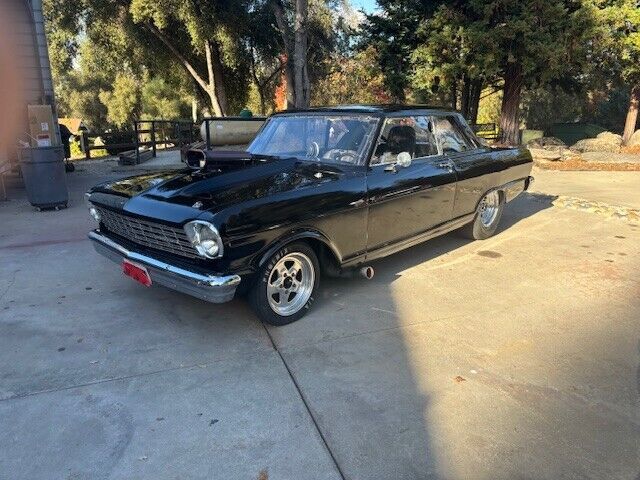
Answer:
272;104;458;116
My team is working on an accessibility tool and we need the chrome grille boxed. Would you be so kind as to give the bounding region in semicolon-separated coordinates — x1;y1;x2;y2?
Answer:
96;207;200;259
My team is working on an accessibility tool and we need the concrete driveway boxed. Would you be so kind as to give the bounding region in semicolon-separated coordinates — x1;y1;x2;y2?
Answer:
0;162;639;480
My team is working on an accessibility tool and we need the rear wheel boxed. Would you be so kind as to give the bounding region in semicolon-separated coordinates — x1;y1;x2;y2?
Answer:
460;190;504;240
250;242;319;326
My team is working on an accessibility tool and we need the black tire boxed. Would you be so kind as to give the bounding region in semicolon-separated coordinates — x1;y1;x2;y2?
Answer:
460;190;504;240
250;242;320;326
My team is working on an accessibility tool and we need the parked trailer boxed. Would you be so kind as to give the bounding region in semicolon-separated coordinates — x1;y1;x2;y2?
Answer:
200;117;266;147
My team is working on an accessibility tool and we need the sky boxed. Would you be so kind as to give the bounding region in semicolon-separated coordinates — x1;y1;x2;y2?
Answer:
350;0;378;13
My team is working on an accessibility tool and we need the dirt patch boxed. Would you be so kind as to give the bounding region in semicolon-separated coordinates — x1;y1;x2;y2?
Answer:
477;250;502;258
621;145;640;154
574;259;625;282
534;159;640;171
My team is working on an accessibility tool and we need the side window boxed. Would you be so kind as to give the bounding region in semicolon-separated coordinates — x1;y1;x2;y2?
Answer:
433;116;473;154
413;116;439;158
455;114;483;149
370;116;439;165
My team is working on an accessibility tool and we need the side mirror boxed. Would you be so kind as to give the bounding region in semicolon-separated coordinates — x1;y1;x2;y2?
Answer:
383;151;413;173
396;151;412;168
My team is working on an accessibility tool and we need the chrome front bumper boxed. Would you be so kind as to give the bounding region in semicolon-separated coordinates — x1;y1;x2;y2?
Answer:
88;230;241;303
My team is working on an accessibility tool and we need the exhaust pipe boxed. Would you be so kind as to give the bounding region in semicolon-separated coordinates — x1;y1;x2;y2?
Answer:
359;266;374;279
325;264;375;279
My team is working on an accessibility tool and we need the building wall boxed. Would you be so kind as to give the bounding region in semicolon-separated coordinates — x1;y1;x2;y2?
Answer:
1;0;59;148
29;0;56;106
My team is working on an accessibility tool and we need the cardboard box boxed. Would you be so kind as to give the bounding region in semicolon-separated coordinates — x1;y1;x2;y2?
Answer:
27;105;58;147
0;144;10;173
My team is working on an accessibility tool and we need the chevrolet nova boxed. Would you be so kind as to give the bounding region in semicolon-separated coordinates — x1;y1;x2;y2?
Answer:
87;105;533;325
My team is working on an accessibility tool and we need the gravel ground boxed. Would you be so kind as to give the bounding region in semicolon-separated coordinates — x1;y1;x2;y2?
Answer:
533;150;640;171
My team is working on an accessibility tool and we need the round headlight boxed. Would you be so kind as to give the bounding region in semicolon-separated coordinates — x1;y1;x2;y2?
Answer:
200;239;219;257
184;221;223;259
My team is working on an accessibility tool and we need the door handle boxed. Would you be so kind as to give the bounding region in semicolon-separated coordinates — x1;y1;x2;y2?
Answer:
437;161;454;172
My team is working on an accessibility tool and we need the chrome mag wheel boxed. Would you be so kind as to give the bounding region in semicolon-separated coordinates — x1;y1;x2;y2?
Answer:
267;252;315;316
479;191;500;227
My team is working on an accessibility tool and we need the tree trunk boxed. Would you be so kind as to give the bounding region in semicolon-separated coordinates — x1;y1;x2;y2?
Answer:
284;60;296;109
469;79;482;125
209;41;229;116
271;2;296;109
461;74;471;119
204;41;224;117
450;81;457;110
622;85;639;145
499;63;523;145
191;97;198;123
293;0;309;108
255;81;267;115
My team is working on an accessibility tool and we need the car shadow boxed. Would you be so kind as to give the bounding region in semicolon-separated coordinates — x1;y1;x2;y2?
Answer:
321;192;556;289
259;193;558;479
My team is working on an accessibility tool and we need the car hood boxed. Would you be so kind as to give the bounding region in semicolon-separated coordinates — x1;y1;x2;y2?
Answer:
90;152;346;220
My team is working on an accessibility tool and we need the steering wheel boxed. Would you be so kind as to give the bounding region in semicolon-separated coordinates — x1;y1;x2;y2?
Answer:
306;141;320;158
322;148;358;163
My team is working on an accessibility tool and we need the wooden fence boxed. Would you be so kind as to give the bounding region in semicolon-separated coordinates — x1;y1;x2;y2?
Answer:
471;123;499;140
80;120;197;163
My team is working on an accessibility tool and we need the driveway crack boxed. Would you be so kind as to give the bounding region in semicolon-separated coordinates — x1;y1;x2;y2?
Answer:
0;270;18;303
261;322;347;480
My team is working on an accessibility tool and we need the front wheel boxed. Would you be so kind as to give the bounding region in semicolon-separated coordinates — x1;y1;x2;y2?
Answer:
250;242;319;326
460;190;504;240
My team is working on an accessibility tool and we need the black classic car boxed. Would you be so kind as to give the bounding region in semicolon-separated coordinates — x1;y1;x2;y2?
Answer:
87;105;533;325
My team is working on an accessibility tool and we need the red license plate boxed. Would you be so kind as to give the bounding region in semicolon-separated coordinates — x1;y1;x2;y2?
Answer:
122;260;152;287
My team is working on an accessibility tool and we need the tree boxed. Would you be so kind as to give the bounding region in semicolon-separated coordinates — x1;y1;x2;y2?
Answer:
361;0;437;102
270;0;312;108
597;0;640;143
45;0;341;119
312;46;390;105
130;0;252;116
411;5;490;122
293;0;310;108
99;73;141;128
427;0;596;144
45;0;253;119
246;2;286;114
401;0;597;142
265;0;342;109
141;75;193;120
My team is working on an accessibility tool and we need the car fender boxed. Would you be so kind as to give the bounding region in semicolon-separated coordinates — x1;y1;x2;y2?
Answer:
473;175;534;212
257;228;342;268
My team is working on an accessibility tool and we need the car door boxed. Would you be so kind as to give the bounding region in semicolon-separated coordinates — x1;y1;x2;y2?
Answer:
432;114;494;219
366;115;457;252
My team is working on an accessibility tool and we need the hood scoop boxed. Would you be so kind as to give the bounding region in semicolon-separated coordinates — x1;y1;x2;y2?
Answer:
185;149;270;172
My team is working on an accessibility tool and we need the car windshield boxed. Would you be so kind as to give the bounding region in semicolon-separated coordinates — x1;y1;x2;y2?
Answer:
247;114;380;165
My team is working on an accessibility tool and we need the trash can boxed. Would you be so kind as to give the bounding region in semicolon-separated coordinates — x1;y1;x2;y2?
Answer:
19;146;69;210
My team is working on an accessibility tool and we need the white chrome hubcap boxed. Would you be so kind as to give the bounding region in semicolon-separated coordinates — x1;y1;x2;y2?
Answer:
479;191;500;227
267;252;314;316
